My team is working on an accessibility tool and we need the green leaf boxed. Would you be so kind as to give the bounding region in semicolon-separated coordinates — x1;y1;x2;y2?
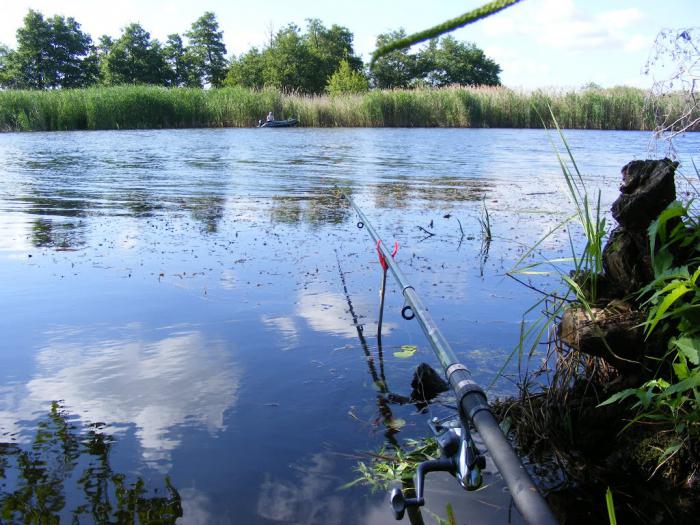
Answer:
394;345;417;358
605;487;617;525
598;388;638;407
659;442;683;462
672;336;700;365
664;373;700;396
645;283;690;336
673;360;690;381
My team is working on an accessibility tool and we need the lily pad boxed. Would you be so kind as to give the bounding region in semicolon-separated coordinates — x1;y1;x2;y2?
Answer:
387;418;406;430
394;345;417;358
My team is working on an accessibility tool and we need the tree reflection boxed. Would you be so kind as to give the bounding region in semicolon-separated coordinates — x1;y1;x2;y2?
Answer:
183;195;226;232
372;177;491;209
0;402;182;524
269;194;350;226
31;218;86;249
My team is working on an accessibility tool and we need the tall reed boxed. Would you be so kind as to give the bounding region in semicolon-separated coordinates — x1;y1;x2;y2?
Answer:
0;84;693;132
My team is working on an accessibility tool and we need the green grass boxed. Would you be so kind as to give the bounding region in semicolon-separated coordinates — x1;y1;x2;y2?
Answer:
0;84;694;132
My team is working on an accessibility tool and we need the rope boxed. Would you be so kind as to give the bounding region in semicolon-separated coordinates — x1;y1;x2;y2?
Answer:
370;0;524;66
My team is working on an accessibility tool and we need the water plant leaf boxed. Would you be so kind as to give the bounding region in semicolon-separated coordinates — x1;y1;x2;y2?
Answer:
394;345;417;358
387;418;406;430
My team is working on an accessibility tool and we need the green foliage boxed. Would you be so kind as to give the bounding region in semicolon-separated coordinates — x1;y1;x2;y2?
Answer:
224;47;265;88
0;10;97;89
163;33;199;87
186;12;228;87
342;438;440;491
326;60;369;96
262;24;318;93
600;201;700;453
420;36;501;87
225;20;363;94
102;23;169;85
370;29;420;89
0;85;693;132
304;19;364;92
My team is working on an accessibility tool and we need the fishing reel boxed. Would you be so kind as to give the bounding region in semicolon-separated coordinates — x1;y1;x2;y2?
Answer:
389;414;486;520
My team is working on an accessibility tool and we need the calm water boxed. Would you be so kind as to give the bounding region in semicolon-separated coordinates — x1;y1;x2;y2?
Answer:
0;128;698;524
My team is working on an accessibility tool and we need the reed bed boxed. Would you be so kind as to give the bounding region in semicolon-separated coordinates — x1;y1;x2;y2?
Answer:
0;84;693;132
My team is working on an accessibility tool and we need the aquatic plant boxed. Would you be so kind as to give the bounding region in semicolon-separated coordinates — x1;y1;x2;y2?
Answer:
0;84;694;132
341;437;440;491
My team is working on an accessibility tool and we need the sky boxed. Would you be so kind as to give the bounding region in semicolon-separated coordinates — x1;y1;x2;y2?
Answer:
0;0;697;89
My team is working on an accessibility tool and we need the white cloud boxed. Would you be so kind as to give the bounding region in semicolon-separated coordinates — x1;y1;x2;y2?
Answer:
485;45;551;81
624;34;651;53
0;329;240;468
596;8;645;30
481;0;648;53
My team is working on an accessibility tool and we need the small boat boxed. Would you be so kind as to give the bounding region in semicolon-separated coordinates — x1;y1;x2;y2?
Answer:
258;118;298;128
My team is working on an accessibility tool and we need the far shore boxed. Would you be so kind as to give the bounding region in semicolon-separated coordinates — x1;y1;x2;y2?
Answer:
1;85;696;133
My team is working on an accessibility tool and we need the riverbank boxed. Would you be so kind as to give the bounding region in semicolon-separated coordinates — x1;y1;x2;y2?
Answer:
0;85;694;132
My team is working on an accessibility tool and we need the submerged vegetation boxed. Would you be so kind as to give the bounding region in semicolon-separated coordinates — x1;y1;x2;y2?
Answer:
1;84;695;132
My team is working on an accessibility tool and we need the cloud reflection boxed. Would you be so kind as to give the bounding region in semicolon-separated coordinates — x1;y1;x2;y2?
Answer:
296;287;396;340
256;454;345;524
0;330;240;468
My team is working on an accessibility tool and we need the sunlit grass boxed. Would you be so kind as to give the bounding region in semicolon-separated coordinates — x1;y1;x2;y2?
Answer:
0;84;693;131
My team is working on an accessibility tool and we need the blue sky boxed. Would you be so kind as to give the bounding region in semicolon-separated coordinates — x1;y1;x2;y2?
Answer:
1;0;697;89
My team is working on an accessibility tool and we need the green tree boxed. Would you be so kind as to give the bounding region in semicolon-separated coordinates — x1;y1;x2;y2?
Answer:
186;12;228;87
0;44;13;87
304;19;363;93
163;33;198;87
47;14;99;87
369;29;420;89
262;24;317;93
102;23;169;85
418;36;500;86
0;10;97;89
326;59;369;95
224;47;265;88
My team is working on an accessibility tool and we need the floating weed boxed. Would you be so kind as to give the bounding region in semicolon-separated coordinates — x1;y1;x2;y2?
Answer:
394;345;418;358
341;438;440;491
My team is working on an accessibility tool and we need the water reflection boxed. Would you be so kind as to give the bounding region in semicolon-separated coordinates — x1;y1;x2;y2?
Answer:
0;330;240;468
256;453;345;524
269;194;350;226
0;402;182;524
30;218;86;249
13;191;90;217
373;177;491;209
296;285;397;340
182;195;226;232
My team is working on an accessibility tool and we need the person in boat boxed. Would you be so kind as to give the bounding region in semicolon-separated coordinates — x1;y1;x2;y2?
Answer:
266;111;274;122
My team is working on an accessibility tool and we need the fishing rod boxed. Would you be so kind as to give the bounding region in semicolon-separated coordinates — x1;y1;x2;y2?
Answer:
341;193;558;525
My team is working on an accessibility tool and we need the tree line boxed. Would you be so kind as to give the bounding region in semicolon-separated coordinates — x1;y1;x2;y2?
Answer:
0;10;501;94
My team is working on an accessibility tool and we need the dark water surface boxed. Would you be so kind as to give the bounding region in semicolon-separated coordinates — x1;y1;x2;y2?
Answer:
1;128;698;524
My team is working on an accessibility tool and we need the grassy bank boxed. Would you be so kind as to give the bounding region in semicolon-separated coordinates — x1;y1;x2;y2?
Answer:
0;84;695;132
